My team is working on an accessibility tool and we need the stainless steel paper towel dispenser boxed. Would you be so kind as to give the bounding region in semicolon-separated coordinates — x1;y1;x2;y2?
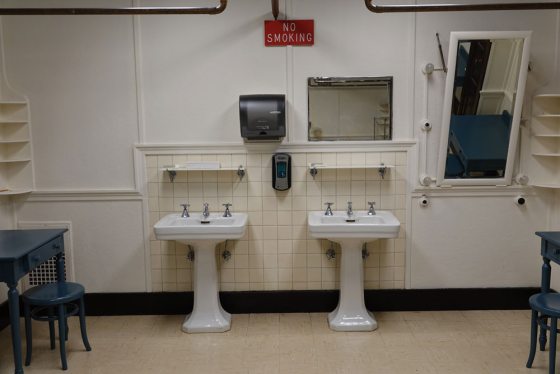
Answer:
239;94;285;141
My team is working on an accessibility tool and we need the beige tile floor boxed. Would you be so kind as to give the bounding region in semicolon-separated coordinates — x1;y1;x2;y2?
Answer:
0;310;554;373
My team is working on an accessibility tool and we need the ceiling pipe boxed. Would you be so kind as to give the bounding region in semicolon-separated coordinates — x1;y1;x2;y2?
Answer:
365;0;560;12
272;0;279;20
0;0;227;15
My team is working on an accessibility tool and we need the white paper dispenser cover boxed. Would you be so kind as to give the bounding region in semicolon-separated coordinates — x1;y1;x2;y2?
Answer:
239;94;285;141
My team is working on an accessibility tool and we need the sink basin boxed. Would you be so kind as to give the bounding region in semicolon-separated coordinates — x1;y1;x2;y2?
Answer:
154;213;248;241
308;210;400;239
153;211;248;333
307;209;400;332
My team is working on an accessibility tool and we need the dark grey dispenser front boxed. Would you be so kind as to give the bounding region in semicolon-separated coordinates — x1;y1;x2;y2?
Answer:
239;94;285;141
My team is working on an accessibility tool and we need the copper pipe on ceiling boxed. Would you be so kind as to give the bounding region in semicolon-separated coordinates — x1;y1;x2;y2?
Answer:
0;0;227;15
272;0;279;20
365;0;560;12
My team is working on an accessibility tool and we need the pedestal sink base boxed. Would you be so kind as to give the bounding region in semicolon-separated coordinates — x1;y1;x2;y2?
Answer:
182;309;231;333
180;241;231;333
328;308;377;332
328;241;378;332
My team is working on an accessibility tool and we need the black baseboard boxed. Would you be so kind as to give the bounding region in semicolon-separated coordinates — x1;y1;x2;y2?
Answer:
83;287;539;316
0;287;541;328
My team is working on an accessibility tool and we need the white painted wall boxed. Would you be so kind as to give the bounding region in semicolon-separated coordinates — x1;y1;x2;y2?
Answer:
16;200;146;292
411;194;547;288
0;0;557;294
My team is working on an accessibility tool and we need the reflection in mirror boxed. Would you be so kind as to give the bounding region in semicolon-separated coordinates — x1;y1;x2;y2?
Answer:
308;77;392;141
437;31;531;186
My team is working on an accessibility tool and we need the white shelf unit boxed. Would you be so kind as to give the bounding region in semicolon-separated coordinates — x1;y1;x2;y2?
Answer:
0;101;33;195
162;164;246;182
530;95;560;188
308;163;394;179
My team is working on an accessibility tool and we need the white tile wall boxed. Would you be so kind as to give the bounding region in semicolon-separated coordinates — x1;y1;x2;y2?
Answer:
147;151;407;292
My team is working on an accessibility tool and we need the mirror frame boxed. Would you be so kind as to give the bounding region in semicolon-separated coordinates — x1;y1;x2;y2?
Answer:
436;31;531;186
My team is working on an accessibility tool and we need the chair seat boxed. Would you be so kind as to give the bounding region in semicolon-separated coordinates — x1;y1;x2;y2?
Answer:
529;293;560;317
22;282;85;306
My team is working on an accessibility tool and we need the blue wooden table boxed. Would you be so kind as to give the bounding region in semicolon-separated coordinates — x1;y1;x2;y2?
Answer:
535;231;560;352
0;229;67;374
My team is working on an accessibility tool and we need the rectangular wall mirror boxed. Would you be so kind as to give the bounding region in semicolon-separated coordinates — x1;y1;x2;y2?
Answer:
436;31;531;186
308;77;392;141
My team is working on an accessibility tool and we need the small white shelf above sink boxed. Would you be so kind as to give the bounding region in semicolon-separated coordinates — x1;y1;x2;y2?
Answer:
308;163;394;179
162;163;245;182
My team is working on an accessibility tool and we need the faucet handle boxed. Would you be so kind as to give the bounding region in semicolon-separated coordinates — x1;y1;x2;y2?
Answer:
367;201;376;215
222;203;232;217
180;203;190;218
324;202;334;216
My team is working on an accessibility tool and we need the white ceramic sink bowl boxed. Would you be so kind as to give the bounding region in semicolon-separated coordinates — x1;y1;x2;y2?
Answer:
153;212;248;333
308;210;400;332
308;210;400;239
154;213;248;242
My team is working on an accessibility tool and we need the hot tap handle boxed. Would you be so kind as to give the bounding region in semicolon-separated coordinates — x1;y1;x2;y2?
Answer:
222;203;232;217
180;203;190;217
324;202;334;216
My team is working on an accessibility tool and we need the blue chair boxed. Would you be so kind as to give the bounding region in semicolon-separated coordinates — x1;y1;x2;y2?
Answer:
22;282;91;370
527;293;560;374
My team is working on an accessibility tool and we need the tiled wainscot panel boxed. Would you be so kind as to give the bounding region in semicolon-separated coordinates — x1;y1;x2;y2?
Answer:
147;152;407;292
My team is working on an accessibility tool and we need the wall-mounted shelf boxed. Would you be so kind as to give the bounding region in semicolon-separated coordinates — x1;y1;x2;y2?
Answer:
308;163;393;179
0;101;33;195
529;94;560;188
162;164;245;182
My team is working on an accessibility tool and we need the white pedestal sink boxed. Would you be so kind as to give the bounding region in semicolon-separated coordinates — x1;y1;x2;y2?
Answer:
154;212;248;333
308;210;400;332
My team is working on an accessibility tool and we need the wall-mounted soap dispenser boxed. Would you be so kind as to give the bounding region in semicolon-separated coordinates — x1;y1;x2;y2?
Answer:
272;153;291;191
239;94;285;141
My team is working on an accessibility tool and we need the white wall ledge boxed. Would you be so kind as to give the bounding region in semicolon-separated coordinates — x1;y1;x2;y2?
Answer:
135;139;417;154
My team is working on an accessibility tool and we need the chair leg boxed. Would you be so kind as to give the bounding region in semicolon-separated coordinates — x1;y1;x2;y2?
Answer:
48;307;55;350
78;297;91;351
527;309;538;368
65;316;69;341
550;318;557;374
541;316;549;351
57;304;68;370
24;303;32;366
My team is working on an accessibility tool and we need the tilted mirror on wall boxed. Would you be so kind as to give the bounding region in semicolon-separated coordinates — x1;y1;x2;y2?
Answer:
308;77;392;141
437;31;531;186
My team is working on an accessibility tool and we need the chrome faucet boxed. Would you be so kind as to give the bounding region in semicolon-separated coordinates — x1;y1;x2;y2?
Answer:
222;203;232;217
367;201;376;216
346;201;353;218
324;202;334;216
180;203;190;218
202;203;210;219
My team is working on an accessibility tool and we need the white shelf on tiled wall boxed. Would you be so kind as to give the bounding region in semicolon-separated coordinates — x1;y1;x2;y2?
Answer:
146;151;407;293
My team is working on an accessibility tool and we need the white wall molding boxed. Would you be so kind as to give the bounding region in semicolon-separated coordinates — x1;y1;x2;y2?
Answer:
412;185;534;197
25;190;142;202
135;139;417;155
